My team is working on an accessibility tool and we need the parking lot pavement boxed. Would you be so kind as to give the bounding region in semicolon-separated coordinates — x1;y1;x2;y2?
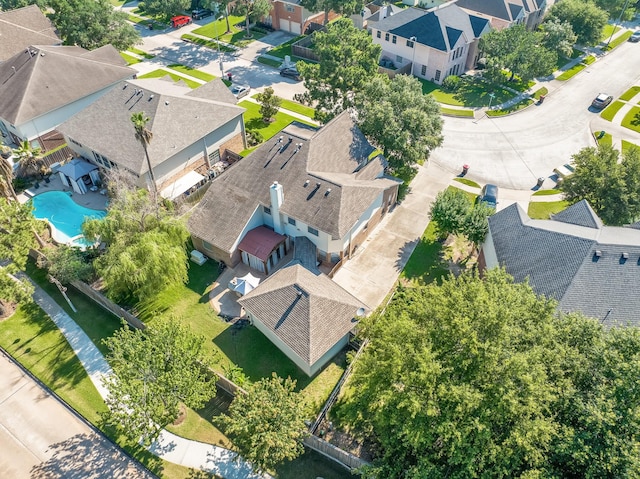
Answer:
0;352;154;479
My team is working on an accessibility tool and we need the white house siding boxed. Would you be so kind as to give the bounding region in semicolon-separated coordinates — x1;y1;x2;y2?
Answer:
481;225;499;268
309;335;349;376
230;205;265;254
336;191;384;253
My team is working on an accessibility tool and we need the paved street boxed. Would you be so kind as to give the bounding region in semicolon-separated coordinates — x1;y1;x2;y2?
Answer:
0;351;154;479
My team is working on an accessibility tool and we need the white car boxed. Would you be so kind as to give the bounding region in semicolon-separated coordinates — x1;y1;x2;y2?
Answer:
229;84;250;99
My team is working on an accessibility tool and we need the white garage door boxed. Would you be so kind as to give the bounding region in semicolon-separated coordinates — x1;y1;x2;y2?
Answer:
280;19;290;32
290;21;301;34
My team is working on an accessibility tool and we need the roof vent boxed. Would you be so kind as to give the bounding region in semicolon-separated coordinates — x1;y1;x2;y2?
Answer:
165;100;169;105
594;250;602;258
148;95;154;101
315;182;321;188
622;252;629;259
304;180;310;187
277;135;284;143
296;290;303;297
324;188;332;197
40;52;45;57
122;84;127;89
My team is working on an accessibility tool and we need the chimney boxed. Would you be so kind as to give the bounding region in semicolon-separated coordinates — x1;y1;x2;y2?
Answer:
270;181;284;234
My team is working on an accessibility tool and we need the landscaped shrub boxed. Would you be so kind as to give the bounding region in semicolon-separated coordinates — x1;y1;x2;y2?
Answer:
442;75;462;92
137;1;145;12
246;130;264;147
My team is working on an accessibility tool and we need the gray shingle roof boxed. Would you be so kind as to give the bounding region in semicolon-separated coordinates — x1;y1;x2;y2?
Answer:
188;111;399;253
0;44;134;126
57;78;244;175
238;261;366;365
488;203;640;327
456;0;512;21
0;5;60;62
551;199;603;229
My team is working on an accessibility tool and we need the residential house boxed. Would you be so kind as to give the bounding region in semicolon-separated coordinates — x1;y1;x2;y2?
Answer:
57;78;246;198
264;0;333;34
481;200;640;327
238;236;367;376
371;3;490;83
353;2;406;30
188;111;401;275
455;0;549;30
0;5;60;63
0;44;135;145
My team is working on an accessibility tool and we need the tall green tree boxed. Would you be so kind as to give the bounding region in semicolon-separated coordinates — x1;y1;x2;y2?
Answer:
219;374;308;473
539;17;577;58
12;139;42;179
299;0;365;25
255;86;282;122
210;0;233;32
83;188;190;302
0;156;17;201
480;24;557;82
0;199;37;316
297;18;381;123
429;188;471;239
341;269;640;479
234;0;272;37
49;0;139;51
355;74;442;171
0;0;41;10
594;0;636;21
560;144;640;225
38;245;93;285
130;112;158;210
548;0;608;46
143;0;190;21
103;317;216;445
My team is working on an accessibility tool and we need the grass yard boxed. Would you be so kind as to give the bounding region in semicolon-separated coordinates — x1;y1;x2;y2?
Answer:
181;34;236;52
601;24;621;41
129;47;155;59
453;177;480;188
192;15;266;47
419;77;514;108
533;87;548;100
487;98;533;117
168;64;216;82
257;56;282;68
582;55;596;65
527;200;569;219
239;100;316;142
120;52;141;65
621;106;640;133
556;62;586;81
138;69;202;89
595;131;612;147
622;140;640;154
251;94;316;119
400;222;449;287
601;100;625;121
532;189;561;196
440;107;474;117
621;86;640;102
604;30;633;51
265;35;305;59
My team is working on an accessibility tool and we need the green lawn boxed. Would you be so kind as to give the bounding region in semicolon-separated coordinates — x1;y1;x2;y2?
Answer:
601;100;625;121
582;55;596;65
440;107;474;117
527;200;569;219
181;34;236;52
622;140;640;154
400;222;448;286
168;64;216;82
453;177;480;188
604;30;633;51
532;189;561;196
265;35;305;59
257;56;282;68
601;24;621;41
487;98;533;117
129;47;155;59
239;100;316;142
138;69;202;89
120;52;141;65
556;62;586;81
595;131;613;147
251;94;316;119
621;106;640;133
620;86;640;102
419;77;515;108
533;87;548;100
192;15;266;47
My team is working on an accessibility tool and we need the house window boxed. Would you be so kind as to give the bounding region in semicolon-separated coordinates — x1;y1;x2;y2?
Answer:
208;149;220;164
285;4;294;12
288;217;296;226
392;35;396;44
92;151;113;169
435;69;441;81
385;32;389;41
263;206;271;215
69;137;83;148
421;64;427;76
406;39;414;48
396;55;403;63
377;31;381;38
202;240;214;251
308;226;318;236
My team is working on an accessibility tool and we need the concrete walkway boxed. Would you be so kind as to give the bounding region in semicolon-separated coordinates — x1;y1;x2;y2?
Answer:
29;281;267;479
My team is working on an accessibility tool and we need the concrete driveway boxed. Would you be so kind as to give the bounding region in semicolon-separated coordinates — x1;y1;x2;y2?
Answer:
0;352;154;479
432;40;640;190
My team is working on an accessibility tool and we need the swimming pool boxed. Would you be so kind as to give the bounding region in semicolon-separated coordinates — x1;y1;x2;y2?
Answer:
31;191;106;247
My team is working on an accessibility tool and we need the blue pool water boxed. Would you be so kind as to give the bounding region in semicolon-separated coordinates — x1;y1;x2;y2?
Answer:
31;191;106;246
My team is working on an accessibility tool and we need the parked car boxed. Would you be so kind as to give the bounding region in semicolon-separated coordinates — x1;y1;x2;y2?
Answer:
476;184;499;209
591;93;613;109
630;30;640;43
229;84;250;99
171;15;192;28
279;67;302;81
192;8;213;20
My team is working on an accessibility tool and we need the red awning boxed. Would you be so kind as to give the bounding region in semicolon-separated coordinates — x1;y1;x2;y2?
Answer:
238;226;286;261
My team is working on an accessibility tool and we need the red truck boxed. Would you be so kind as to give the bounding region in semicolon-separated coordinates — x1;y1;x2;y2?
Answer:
171;15;192;28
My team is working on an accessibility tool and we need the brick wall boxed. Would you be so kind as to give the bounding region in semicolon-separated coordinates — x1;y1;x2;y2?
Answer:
219;132;245;160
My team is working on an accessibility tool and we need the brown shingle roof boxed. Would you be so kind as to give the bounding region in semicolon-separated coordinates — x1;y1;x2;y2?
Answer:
188;111;399;252
0;5;60;62
0;44;134;125
238;262;367;365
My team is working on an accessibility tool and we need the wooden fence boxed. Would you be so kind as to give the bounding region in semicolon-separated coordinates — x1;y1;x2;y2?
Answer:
291;35;320;63
379;62;412;79
303;435;370;471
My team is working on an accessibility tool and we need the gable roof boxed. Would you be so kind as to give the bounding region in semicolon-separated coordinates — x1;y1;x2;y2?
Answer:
0;44;134;126
456;0;518;21
238;261;367;365
374;4;489;51
57;78;244;176
487;203;640;327
551;199;603;230
0;5;60;62
188;111;399;253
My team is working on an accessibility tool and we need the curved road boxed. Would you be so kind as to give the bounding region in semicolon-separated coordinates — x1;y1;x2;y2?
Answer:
432;40;640;190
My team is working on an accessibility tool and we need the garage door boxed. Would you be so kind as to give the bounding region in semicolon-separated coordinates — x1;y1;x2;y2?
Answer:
290;22;301;34
280;19;290;32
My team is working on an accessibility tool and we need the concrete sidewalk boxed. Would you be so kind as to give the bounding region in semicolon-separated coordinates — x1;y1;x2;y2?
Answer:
29;281;268;479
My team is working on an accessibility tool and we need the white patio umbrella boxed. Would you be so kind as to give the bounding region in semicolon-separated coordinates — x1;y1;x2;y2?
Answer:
228;272;260;296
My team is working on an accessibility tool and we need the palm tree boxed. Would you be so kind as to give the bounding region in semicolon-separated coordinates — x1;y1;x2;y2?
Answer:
130;112;158;212
0;156;18;201
12;139;43;179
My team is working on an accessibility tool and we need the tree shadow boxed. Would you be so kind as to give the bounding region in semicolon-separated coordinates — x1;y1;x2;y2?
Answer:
398;234;449;287
29;432;161;478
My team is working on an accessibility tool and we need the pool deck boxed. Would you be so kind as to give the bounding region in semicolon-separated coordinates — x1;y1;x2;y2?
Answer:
18;174;109;211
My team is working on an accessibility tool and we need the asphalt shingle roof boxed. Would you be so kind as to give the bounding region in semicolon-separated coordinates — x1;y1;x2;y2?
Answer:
0;44;134;126
0;5;60;62
488;203;640;327
57;78;244;175
238;261;366;365
188;111;399;253
551;199;603;229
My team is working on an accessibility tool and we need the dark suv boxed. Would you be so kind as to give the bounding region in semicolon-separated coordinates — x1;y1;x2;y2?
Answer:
192;8;213;19
476;184;499;209
280;67;302;81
